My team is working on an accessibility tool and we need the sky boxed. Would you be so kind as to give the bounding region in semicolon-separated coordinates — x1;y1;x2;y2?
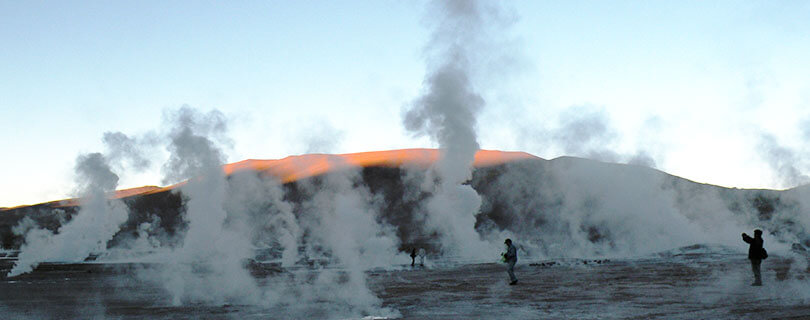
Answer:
1;1;810;207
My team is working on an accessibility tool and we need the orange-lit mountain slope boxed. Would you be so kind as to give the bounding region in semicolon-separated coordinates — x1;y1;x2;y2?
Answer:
2;149;537;210
224;148;537;183
50;186;166;208
1;186;166;210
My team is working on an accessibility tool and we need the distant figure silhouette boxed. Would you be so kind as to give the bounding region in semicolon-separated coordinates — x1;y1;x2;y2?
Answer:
742;229;767;286
410;248;417;267
504;239;518;285
418;248;426;266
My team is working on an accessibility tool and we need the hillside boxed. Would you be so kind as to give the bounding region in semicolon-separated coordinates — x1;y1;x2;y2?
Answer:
1;149;808;257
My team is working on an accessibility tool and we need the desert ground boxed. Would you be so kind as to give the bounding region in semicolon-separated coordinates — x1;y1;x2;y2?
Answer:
2;246;809;319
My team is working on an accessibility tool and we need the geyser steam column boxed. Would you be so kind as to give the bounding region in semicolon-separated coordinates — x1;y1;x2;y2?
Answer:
8;153;129;277
159;107;259;305
403;0;495;259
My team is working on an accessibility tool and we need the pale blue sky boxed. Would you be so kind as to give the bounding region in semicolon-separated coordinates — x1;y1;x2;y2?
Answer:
2;1;810;206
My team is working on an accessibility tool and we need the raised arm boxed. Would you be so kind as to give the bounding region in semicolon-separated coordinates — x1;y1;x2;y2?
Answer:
742;233;753;243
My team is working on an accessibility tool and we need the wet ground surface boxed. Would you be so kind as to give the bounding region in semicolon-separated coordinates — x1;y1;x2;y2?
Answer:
2;247;810;319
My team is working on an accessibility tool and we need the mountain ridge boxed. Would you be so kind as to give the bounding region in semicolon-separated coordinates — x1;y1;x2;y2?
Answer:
2;148;537;210
2;148;808;256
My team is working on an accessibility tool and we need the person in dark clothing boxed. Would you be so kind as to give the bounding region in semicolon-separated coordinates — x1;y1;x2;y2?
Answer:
503;239;518;285
410;248;417;267
742;229;766;286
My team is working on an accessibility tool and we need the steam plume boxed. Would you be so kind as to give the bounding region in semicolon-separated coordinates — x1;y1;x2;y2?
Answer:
403;0;508;259
552;106;619;162
102;131;151;171
156;106;259;305
549;105;657;168
8;153;128;277
758;133;809;188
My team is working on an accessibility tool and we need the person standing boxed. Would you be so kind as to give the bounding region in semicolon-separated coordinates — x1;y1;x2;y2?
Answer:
504;239;518;285
410;248;417;267
742;229;767;286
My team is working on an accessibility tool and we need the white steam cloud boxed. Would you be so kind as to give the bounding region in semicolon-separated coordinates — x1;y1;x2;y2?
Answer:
403;0;509;259
8;153;128;277
758;133;810;188
290;168;400;315
102;131;152;171
549;105;657;168
153;106;260;305
113;106;400;317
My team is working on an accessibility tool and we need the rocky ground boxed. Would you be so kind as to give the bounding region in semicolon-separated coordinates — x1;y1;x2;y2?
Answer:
1;246;810;319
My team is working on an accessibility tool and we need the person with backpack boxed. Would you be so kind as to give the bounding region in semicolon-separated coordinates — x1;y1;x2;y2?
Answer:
742;229;768;286
503;239;518;285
